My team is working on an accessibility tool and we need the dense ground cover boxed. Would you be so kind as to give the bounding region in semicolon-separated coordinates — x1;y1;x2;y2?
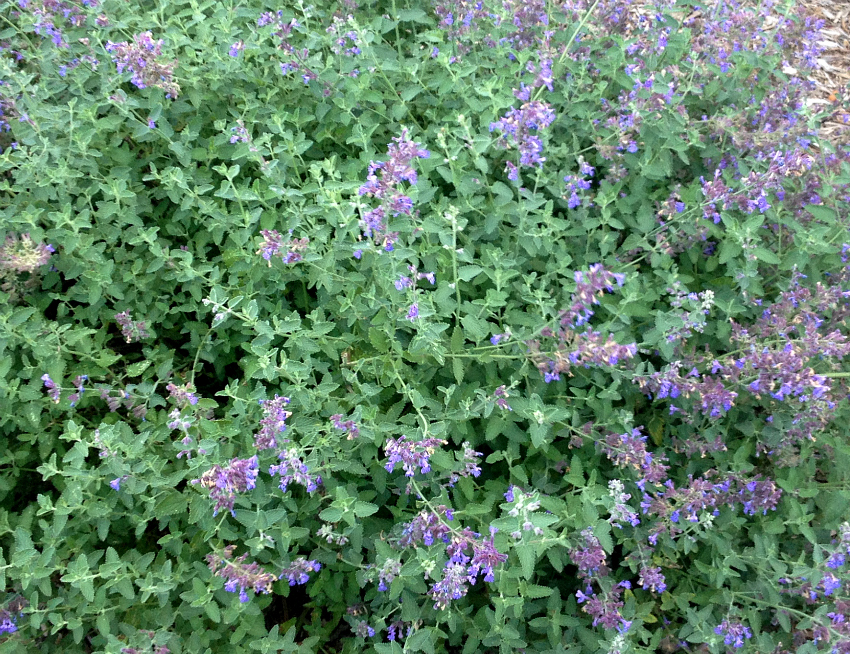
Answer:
1;0;850;652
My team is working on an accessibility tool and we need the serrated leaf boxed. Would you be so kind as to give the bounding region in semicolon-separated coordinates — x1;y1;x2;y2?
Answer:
79;579;94;602
406;627;435;654
516;543;536;579
205;601;221;622
96;613;110;636
458;265;483;281
566;454;584;487
319;507;343;523
804;205;836;222
752;247;780;264
523;584;553;598
126;360;152;377
452;358;464;384
594;522;614;554
155;492;188;517
398;8;429;22
354;501;379;517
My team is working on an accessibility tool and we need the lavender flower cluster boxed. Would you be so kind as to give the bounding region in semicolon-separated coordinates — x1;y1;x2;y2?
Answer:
191;456;259;517
0;596;25;635
254;395;291;450
432;0;493;59
166;382;199;407
105;32;180;98
526;265;635;382
269;448;322;493
384;435;448;478
206;545;277;603
490;89;555;179
326;15;360;56
640;473;782;545
394;265;436;320
357;128;430;252
563;157;595;209
18;0;98;48
330;413;360;439
635;275;850;457
115;311;150;343
256;229;309;265
569;529;632;631
256;13;323;87
0;232;55;273
394;505;507;610
714;618;753;649
279;556;322;586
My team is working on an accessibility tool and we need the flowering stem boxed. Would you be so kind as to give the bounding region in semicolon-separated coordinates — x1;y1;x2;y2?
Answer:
190;324;216;387
534;0;603;102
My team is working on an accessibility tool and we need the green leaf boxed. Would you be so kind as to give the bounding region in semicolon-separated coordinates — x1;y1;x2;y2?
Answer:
406;627;435;654
458;265;483;281
523;584;553;598
804;205;836;222
752;247;780;264
126;360;152;376
398;8;429;22
515;543;535;579
452;358;464;384
205;601;221;622
353;501;379;517
155;492;188;517
319;507;343;523
566;454;584;487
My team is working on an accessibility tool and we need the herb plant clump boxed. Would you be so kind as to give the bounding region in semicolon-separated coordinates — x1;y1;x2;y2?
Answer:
1;0;849;652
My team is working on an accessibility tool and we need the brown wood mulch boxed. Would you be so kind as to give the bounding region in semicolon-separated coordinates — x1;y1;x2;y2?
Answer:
794;0;850;148
622;0;850;151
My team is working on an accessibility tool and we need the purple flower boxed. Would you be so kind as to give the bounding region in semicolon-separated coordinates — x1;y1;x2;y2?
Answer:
354;620;375;638
254;395;291;450
490;98;555;170
192;456;259;516
166;382;199;407
256;230;309;265
406;303;419;321
387;620;413;641
330;413;360;439
115;311;150;343
384;436;447;478
821;572;842;596
428;561;471;610
714;619;753;648
105;32;180;98
109;478;122;491
569;528;607;579
494;385;512;411
229;41;244;57
826;552;846;569
638;566;667;593
41;374;61;403
279;557;321;586
376;558;402;591
0;617;15;634
0;233;55;273
207;546;277;602
357;128;429;249
269;448;322;493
